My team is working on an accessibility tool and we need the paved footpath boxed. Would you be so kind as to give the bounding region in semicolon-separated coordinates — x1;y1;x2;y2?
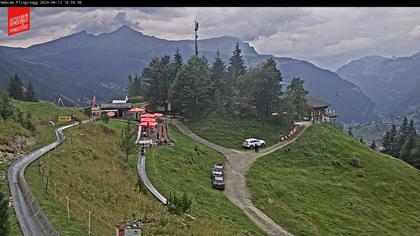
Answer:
172;119;311;236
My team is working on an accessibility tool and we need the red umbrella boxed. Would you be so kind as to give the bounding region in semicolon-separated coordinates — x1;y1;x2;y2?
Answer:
140;117;155;122
106;112;115;117
140;122;149;127
154;113;164;118
148;122;158;127
129;107;145;113
141;113;155;118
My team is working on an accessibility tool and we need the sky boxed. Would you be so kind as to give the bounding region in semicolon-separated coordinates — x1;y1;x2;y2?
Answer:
1;7;420;70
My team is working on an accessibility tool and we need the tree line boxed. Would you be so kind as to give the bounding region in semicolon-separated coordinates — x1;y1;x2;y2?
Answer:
7;74;38;102
381;117;419;169
127;43;309;121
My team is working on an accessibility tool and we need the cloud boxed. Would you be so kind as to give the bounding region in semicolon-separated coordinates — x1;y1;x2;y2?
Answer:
1;7;420;70
409;25;420;40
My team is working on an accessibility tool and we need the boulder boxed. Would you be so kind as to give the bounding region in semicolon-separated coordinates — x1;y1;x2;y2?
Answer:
331;160;342;167
348;157;363;168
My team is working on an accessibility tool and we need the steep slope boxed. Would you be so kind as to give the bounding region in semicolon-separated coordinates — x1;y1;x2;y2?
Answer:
247;124;420;235
0;25;377;122
337;53;420;115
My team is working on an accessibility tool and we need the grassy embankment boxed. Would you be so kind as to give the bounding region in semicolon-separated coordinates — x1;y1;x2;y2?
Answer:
187;116;292;150
146;124;264;235
0;101;85;235
247;124;420;235
26;120;263;235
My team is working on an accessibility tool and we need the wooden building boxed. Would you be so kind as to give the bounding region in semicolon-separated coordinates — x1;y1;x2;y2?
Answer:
100;103;133;118
305;95;330;123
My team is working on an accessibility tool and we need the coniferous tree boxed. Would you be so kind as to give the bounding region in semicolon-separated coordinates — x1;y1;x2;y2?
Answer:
172;48;183;78
143;55;173;110
370;140;377;150
227;42;247;93
388;125;399;157
0;187;10;236
382;129;391;154
284;77;308;117
7;74;24;100
169;56;214;119
211;50;227;113
239;58;283;115
400;133;416;161
408;119;417;137
359;137;365;144
0;93;14;120
397;117;409;153
348;126;353;137
24;81;37;102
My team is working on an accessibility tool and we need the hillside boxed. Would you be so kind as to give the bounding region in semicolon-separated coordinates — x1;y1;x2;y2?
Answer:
146;125;264;235
247;124;420;235
0;100;85;235
337;53;420;116
0;25;376;122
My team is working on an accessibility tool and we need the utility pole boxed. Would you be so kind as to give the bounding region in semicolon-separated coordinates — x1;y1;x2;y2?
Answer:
194;20;199;57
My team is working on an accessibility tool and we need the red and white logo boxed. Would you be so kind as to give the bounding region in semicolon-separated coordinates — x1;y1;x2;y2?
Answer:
8;7;30;36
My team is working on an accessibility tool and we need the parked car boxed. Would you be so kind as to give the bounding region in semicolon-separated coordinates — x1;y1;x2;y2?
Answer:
212;176;225;190
242;138;265;149
211;163;225;178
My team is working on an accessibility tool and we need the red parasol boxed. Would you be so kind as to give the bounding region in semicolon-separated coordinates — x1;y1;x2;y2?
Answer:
129;107;145;113
106;112;115;117
140;117;155;122
140;122;149;127
154;113;164;118
141;113;154;118
148;122;158;127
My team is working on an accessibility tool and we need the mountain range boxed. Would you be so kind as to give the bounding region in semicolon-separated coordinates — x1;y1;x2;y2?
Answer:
337;53;420;116
0;25;378;123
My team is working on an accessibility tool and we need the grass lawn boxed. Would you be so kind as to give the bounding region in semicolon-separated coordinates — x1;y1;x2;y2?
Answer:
246;124;420;235
187;116;292;150
146;125;265;236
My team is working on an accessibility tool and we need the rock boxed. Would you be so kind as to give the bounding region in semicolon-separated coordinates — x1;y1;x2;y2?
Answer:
332;160;342;167
356;172;365;177
348;157;363;168
267;198;274;204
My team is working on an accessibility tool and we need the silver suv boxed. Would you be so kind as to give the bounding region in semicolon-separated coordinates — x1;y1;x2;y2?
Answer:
242;138;265;149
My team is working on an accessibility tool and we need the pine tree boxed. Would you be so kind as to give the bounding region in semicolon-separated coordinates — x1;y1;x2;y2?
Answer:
169;56;214;119
172;48;183;78
0;187;10;236
211;51;227;112
284;77;308;117
382;129;391;154
227;42;246;91
408;119;417;137
359;137;365;144
24;81;37;102
0;93;14;120
7;74;24;100
389;125;399;157
370;140;377;150
397;117;409;153
400;133;415;161
348;126;353;137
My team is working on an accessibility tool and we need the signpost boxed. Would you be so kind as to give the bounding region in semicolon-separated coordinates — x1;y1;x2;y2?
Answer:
58;116;72;122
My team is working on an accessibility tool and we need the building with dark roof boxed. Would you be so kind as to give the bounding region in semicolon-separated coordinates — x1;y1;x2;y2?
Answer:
100;102;133;118
305;95;336;123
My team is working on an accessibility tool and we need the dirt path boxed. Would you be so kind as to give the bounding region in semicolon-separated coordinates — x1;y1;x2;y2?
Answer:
172;119;310;236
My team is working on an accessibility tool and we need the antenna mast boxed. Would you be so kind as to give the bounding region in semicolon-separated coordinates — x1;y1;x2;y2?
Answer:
194;20;199;57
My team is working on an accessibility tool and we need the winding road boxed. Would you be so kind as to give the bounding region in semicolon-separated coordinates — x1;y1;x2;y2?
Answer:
172;119;311;236
8;119;94;236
